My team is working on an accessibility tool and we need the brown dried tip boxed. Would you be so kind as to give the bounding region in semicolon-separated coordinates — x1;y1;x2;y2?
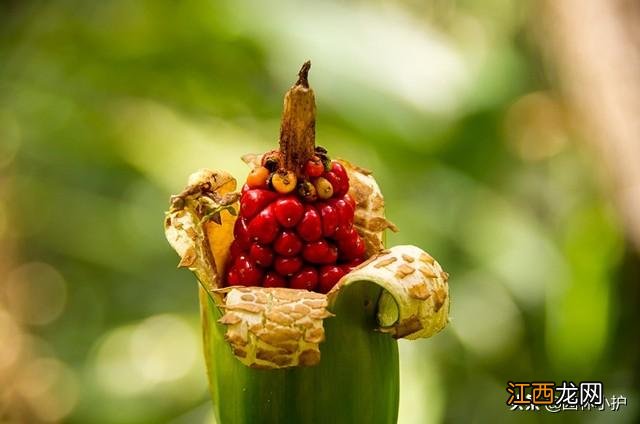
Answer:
296;60;311;88
279;61;316;176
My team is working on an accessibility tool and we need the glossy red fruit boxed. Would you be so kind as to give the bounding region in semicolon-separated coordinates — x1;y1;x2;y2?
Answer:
303;240;338;264
273;231;303;257
234;255;263;286
229;239;245;258
319;203;339;237
274;256;303;277
289;267;319;291
241;183;251;193
304;156;325;178
297;205;322;242
331;161;349;186
331;198;355;227
264;271;287;288
233;217;251;248
318;265;346;293
331;163;350;196
333;224;355;241
273;196;304;228
225;267;242;286
338;233;366;261
247;204;279;244
249;243;274;267
343;193;356;210
240;189;278;219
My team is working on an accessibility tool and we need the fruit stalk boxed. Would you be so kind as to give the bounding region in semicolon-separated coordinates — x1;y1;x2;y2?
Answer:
279;60;316;176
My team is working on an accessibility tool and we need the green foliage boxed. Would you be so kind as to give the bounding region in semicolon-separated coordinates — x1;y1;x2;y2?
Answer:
0;0;636;423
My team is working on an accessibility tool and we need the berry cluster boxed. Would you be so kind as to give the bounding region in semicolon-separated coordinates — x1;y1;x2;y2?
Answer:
226;150;366;293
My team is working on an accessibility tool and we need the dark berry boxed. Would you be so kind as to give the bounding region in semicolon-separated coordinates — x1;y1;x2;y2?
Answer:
297;179;318;202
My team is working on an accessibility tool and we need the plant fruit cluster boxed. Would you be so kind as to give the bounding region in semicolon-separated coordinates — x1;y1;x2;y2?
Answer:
226;148;366;293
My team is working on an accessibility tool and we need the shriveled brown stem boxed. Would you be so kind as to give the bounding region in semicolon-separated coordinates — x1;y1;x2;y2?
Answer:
279;60;316;176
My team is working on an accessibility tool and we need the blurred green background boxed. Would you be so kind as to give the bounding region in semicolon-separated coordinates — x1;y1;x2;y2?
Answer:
1;0;638;423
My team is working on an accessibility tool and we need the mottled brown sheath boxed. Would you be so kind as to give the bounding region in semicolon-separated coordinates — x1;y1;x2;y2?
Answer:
279;60;316;176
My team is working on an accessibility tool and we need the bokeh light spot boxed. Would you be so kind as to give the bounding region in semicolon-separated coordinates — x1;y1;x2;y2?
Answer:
5;262;67;326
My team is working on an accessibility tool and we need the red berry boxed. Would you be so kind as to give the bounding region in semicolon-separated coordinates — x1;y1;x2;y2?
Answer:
289;267;319;291
264;271;287;288
240;189;278;219
233;217;251;248
247;204;280;244
338;233;366;261
273;196;304;228
330;198;355;227
273;230;303;257
225;267;241;286
234;255;263;286
274;256;303;277
331;161;349;186
343;193;356;210
249;243;274;267
333;224;355;241
241;183;251;193
305;156;325;178
303;240;338;264
319;203;339;237
331;162;349;195
318;265;346;293
229;239;245;258
297;205;323;242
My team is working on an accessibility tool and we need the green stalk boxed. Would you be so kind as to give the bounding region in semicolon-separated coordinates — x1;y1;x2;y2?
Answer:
200;281;399;424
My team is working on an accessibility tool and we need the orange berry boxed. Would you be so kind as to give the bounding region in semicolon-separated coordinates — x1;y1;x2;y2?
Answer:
246;166;270;188
271;169;297;194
